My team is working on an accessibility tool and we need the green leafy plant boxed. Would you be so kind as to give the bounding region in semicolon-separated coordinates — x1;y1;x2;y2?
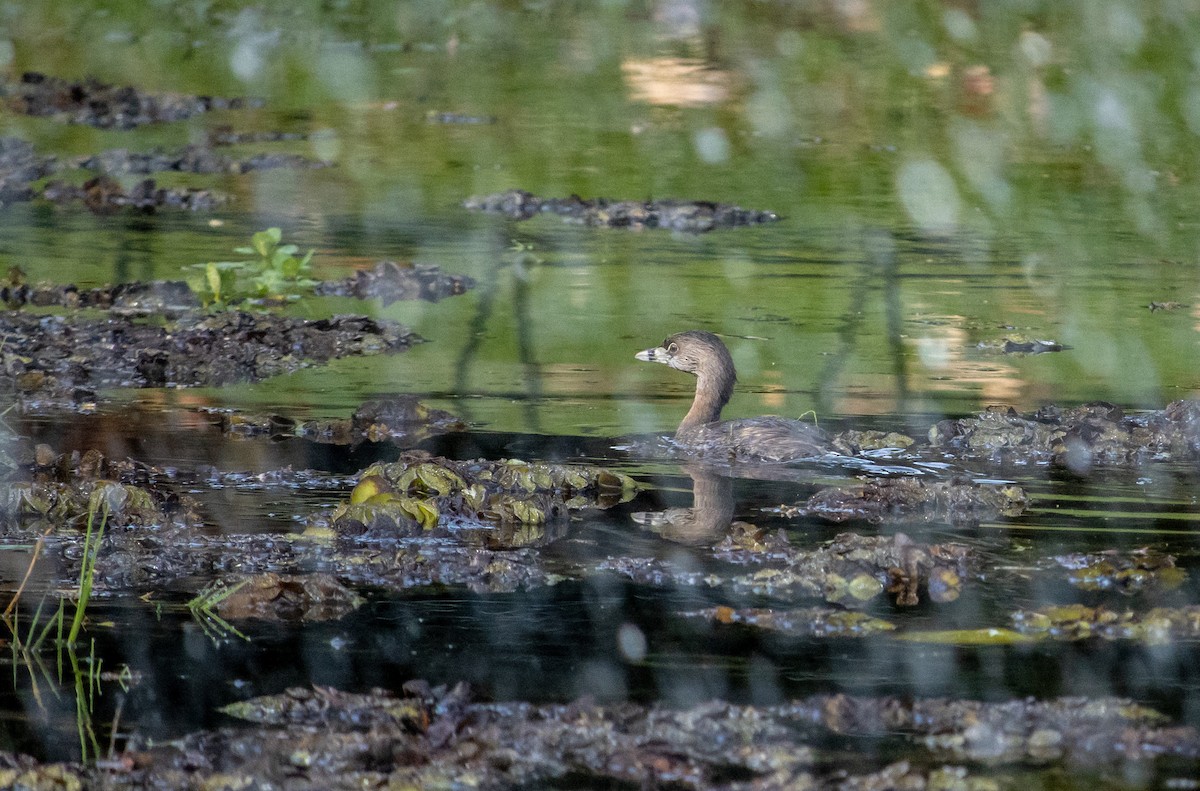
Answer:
191;227;317;306
187;579;249;643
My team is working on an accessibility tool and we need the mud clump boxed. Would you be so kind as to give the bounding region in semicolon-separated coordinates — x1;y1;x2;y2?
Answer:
1;71;255;129
781;476;1028;525
313;259;475;305
0;311;420;407
464;189;779;232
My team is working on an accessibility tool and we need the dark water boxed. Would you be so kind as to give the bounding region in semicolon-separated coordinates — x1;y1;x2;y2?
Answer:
2;0;1200;783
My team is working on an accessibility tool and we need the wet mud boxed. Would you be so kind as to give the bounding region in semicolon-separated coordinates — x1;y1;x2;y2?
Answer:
464;189;780;232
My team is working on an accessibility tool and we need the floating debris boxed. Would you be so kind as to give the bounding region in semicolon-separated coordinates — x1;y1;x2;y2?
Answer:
686;605;896;636
1054;549;1185;594
213;572;364;623
1011;604;1200;643
1;684;1177;788
776;476;1028;525
0;71;255;129
831;429;915;454
213;396;465;445
0;311;420;406
977;336;1070;354
603;530;971;607
782;693;1198;764
74;144;328;175
0;137;54;207
464;189;779;232
312;259;475;304
928;400;1200;467
41;175;226;213
0;273;200;314
425;110;496;124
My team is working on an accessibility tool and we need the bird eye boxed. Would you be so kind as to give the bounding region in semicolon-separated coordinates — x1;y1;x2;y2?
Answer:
667;342;678;354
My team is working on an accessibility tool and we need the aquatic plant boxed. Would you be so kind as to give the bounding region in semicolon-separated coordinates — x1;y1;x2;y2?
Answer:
66;488;110;645
186;579;249;643
191;227;317;306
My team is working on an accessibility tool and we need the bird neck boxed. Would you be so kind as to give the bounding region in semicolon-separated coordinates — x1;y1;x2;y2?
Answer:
678;371;729;433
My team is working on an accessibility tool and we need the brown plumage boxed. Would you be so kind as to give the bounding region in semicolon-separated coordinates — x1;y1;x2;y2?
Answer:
636;330;833;462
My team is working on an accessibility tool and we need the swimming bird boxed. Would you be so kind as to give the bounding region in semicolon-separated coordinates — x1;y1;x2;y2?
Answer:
635;330;834;462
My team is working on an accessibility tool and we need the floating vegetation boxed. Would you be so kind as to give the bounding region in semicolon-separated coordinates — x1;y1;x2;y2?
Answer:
1010;604;1200;643
464;189;780;232
603;529;971;607
0;71;255;128
331;451;638;542
0;311;420;406
928;399;1200;467
1054;549;1185;594
977;335;1071;354
2;682;1183;788
41;174;227;213
785;694;1197;764
212;573;363;623
312;259;475;304
212;395;465;445
686;605;896;636
774;475;1028;525
830;428;915;454
75;144;327;175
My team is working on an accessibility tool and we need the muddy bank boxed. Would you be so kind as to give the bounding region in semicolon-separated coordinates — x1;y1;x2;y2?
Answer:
464;189;780;232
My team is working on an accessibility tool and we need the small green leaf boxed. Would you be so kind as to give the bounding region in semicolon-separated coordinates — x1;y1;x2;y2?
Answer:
205;263;224;303
251;228;282;258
